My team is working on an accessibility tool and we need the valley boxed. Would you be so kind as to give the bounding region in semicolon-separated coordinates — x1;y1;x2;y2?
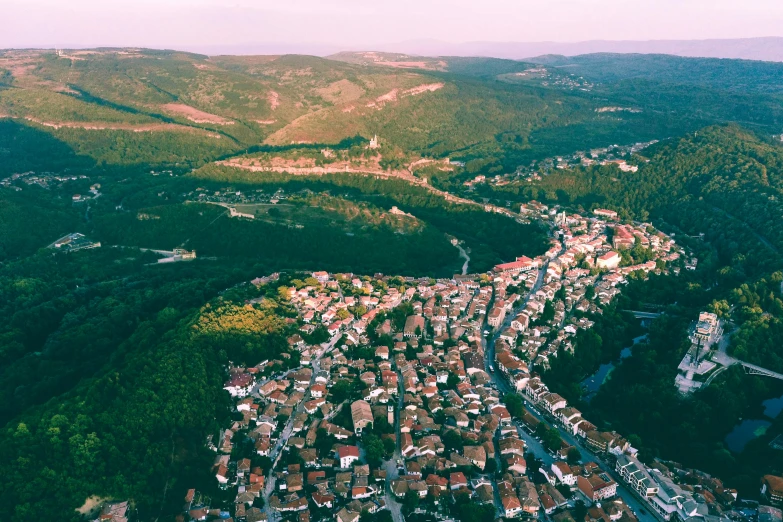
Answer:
3;46;783;522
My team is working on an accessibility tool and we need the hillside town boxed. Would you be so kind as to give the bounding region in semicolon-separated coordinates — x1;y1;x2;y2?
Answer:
463;141;657;191
148;205;782;522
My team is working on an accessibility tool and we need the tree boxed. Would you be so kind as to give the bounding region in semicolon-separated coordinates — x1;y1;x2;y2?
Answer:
314;428;336;458
567;447;582;464
543;428;562;453
454;494;496;522
383;437;396;455
403;490;420;511
483;458;497;474
330;379;353;403
504;393;524;418
256;456;273;473
303;277;320;287
363;433;385;467
540;300;555;323
373;415;394;435
442;429;464;453
573;500;588;522
447;373;460;390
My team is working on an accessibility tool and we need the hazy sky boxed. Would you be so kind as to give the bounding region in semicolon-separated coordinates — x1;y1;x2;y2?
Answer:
4;0;783;52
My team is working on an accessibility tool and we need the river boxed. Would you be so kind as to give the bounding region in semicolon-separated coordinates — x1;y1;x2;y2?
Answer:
455;243;470;275
581;334;648;402
724;394;783;453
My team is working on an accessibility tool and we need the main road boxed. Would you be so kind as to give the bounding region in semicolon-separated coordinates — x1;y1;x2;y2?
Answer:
382;360;407;522
481;261;660;522
261;334;340;521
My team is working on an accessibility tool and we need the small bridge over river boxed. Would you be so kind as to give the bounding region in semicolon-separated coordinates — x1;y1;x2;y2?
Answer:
623;310;663;320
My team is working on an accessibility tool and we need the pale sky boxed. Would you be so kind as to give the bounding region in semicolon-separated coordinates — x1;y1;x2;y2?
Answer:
4;0;783;53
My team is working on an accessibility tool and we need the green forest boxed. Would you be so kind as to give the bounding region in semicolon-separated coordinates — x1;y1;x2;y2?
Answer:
0;249;298;520
5;47;783;519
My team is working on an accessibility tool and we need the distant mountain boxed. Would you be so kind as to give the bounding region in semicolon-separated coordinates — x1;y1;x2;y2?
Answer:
33;38;783;62
525;53;783;94
368;37;783;63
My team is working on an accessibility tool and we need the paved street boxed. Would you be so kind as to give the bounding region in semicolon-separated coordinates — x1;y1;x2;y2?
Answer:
261;338;336;519
383;457;404;522
484;260;549;378
477;246;659;522
489;360;659;522
383;363;406;522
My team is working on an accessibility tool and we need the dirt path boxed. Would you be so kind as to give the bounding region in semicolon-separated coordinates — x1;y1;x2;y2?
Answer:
22;117;222;137
215;160;525;223
76;496;107;516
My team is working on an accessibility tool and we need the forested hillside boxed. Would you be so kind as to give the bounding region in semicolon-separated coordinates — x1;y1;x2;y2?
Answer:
0;250;295;520
530;53;783;93
4;49;783;174
485;125;783;272
187;166;551;271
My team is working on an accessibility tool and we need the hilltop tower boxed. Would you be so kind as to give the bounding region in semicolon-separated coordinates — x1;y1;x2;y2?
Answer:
369;134;379;149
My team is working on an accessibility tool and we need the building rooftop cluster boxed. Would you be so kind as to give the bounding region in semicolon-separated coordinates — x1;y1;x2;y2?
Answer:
48;232;101;253
463;141;657;190
173;205;755;522
615;455;742;522
0;170;90;191
184;186;301;206
492;210;680;371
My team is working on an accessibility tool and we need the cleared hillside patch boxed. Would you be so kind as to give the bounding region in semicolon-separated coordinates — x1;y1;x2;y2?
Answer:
314;79;366;104
161;103;234;125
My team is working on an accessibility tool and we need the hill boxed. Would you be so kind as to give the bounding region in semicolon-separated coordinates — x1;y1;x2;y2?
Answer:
5;48;783;176
0;250;294;521
529;53;783;94
7;47;783;518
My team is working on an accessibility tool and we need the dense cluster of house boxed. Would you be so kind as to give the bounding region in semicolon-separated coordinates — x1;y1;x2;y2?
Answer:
195;268;536;522
0;169;90;190
491;210;679;375
487;215;748;522
175;205;766;522
614;455;742;521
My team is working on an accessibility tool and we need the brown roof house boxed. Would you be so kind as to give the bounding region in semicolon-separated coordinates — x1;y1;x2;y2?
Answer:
351;400;374;435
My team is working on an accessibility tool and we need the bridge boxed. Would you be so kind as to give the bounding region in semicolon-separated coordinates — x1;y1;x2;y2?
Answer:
711;349;783;381
623;310;663;319
738;361;783;380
